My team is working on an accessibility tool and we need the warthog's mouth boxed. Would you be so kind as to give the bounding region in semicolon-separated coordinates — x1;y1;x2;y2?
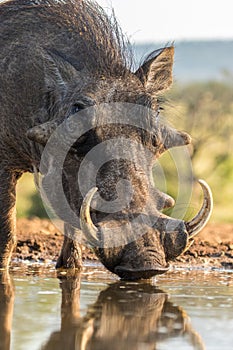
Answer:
114;266;170;280
80;180;213;280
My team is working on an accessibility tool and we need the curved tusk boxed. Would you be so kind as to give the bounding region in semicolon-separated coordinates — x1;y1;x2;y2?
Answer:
80;187;99;247
186;179;213;239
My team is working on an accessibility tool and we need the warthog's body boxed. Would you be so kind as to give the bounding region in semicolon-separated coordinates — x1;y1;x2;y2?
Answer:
0;0;212;279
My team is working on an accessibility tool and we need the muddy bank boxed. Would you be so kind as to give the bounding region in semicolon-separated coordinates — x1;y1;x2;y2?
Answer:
13;218;233;271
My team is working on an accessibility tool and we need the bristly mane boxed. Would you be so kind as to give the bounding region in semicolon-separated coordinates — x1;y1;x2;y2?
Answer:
1;0;133;76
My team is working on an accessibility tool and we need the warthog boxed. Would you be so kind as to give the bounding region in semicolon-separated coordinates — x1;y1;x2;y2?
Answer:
0;0;212;279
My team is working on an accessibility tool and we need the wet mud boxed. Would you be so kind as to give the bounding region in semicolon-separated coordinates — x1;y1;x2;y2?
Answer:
13;218;233;271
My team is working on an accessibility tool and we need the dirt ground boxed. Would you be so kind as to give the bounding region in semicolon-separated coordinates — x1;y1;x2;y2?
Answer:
13;218;233;271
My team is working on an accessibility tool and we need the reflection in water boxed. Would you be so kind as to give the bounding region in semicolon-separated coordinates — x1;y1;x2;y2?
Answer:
0;272;14;350
0;271;207;350
41;274;205;350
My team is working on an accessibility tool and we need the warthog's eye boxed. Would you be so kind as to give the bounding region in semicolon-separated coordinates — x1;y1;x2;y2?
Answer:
70;102;85;115
156;106;163;117
70;97;95;115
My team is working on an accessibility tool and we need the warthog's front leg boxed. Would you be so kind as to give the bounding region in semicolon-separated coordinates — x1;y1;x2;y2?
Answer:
0;167;20;269
56;223;82;270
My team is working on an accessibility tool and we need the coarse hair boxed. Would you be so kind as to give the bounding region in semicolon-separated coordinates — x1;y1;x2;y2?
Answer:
1;0;133;76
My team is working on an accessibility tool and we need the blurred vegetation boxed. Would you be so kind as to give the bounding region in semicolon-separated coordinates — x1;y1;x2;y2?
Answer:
160;80;233;223
16;173;49;219
16;80;233;223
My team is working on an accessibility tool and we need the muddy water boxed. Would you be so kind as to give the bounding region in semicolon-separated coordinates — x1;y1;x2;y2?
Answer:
0;262;233;350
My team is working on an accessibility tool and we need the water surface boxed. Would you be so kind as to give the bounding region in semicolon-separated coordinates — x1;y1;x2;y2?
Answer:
1;262;232;350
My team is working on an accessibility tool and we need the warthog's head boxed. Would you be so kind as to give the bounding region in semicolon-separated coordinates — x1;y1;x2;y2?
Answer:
27;45;212;280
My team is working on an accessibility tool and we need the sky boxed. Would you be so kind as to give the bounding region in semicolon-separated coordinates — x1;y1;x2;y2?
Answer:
96;0;233;43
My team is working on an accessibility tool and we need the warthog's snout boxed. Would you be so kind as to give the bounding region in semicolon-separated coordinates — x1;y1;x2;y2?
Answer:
80;181;213;280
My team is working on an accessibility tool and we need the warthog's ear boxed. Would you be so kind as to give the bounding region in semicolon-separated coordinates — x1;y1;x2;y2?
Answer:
42;49;81;98
135;46;174;94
